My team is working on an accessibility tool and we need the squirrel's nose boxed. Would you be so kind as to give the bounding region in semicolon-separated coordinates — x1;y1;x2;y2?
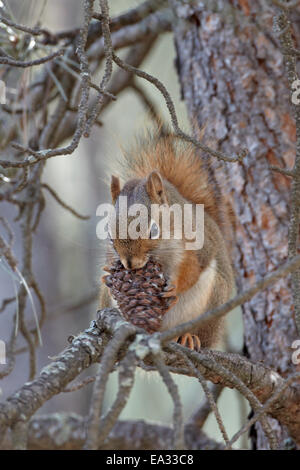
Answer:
120;257;132;269
127;258;132;269
122;256;147;270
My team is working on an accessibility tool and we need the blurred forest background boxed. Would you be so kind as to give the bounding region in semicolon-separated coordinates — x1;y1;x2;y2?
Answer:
0;0;246;448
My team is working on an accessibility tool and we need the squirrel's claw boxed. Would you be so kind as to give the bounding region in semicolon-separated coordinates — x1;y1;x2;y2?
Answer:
102;265;112;273
161;294;178;311
161;282;177;298
160;281;178;309
174;333;201;352
101;274;113;287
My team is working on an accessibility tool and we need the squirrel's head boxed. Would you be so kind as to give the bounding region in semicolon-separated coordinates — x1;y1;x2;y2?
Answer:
109;170;168;270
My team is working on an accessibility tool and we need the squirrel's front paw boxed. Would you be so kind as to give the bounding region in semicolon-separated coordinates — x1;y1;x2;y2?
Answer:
174;333;201;352
161;281;177;298
159;280;178;310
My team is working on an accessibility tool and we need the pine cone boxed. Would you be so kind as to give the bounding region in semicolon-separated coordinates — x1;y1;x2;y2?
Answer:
102;259;177;333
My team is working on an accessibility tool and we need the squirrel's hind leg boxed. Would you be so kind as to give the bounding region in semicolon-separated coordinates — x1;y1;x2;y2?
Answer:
174;334;201;352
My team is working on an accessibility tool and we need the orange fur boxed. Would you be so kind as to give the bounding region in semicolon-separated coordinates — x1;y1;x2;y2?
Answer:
176;251;202;293
119;130;225;229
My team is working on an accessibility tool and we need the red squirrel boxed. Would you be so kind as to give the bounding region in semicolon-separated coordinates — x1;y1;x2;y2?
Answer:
99;129;235;350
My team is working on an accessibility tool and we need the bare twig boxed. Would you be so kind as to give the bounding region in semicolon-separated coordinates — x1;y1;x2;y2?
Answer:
175;345;278;449
0;15;47;36
227;371;300;448
186;384;223;428
153;351;185;449
84;322;136;449
178;350;230;448
96;351;137;446
0;48;65;68
131;79;162;123
84;0;114;135
63;376;96;393
4;0;94;165
112;52;247;163
41;183;90;220
0;296;15;314
92;0;167;27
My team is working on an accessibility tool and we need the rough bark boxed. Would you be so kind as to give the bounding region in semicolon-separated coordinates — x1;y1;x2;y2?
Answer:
172;0;300;449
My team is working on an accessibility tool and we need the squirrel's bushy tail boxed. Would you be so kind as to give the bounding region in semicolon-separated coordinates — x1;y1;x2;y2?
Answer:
119;127;229;231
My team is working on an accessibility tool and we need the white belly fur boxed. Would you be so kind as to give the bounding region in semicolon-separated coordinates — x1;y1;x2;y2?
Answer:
160;258;217;331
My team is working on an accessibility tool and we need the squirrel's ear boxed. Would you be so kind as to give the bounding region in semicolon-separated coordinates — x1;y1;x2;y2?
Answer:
111;175;121;203
146;170;167;204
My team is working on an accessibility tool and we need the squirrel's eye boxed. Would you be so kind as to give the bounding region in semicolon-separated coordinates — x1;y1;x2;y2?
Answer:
150;220;160;239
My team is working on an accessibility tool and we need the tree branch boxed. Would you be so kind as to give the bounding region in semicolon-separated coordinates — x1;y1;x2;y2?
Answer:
1;413;224;450
0;305;299;447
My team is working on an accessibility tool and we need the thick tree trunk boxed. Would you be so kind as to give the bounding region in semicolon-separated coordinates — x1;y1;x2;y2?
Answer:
172;0;299;449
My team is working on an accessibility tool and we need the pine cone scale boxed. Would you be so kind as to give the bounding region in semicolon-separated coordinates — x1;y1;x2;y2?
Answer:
103;259;177;333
